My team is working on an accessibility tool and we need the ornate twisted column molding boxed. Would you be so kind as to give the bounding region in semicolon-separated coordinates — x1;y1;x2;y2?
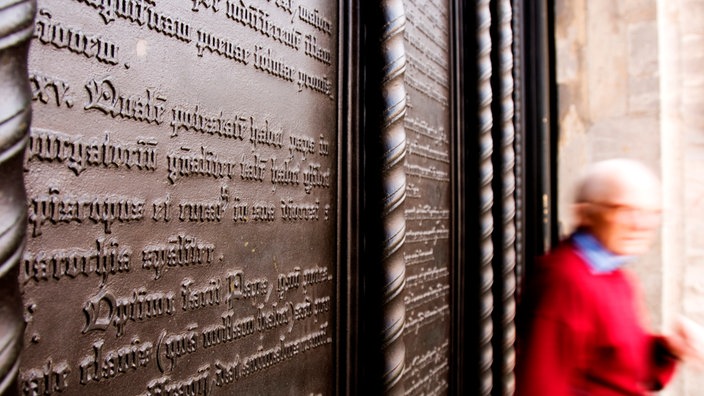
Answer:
498;0;517;394
477;0;494;395
377;1;408;394
0;0;36;393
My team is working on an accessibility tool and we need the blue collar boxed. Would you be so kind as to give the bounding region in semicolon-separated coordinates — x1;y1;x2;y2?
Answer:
571;230;633;274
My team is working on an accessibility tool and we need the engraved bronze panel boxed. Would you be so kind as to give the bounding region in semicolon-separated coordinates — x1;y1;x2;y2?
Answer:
20;1;339;394
401;0;453;393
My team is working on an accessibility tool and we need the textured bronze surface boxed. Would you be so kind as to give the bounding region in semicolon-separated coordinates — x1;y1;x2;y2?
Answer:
400;0;453;394
19;1;339;395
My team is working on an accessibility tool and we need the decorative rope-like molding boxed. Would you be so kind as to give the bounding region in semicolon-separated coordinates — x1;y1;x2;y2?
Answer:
0;0;36;393
379;1;407;394
477;0;494;395
498;0;517;394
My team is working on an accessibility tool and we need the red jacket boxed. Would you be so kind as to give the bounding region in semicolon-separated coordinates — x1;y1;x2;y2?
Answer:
516;241;677;395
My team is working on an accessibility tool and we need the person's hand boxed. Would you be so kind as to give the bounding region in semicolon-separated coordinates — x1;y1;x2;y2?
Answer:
666;316;704;366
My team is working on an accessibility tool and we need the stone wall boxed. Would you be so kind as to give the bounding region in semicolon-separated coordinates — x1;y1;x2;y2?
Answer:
660;1;704;393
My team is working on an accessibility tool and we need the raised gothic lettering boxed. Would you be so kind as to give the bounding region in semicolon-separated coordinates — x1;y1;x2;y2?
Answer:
156;327;199;373
142;234;216;280
270;158;300;186
303;34;331;65
297;5;333;35
82;288;176;337
181;278;221;312
225;0;302;49
21;359;70;396
84;77;166;125
34;9;119;64
252;45;296;82
29;72;74;108
28;188;145;236
195;28;250;64
22;0;340;393
23;236;131;286
170;104;247;140
249;202;276;222
26;128;158;176
297;69;332;98
288;134;316;157
224;270;269;307
302;163;330;193
73;0;192;42
178;186;230;222
191;0;222;13
249;117;284;148
167;147;237;183
239;152;267;182
145;366;211;396
280;199;320;221
79;339;153;384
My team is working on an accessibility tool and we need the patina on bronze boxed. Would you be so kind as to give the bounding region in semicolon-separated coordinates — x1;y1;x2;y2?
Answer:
19;1;339;394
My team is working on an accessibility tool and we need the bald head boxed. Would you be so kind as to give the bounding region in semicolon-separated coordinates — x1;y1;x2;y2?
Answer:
572;159;662;255
574;159;660;207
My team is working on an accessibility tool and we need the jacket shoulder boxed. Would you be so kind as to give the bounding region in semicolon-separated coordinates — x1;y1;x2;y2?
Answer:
535;241;589;280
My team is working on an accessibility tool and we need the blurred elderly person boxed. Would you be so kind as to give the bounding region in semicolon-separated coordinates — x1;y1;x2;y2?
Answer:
516;159;690;395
